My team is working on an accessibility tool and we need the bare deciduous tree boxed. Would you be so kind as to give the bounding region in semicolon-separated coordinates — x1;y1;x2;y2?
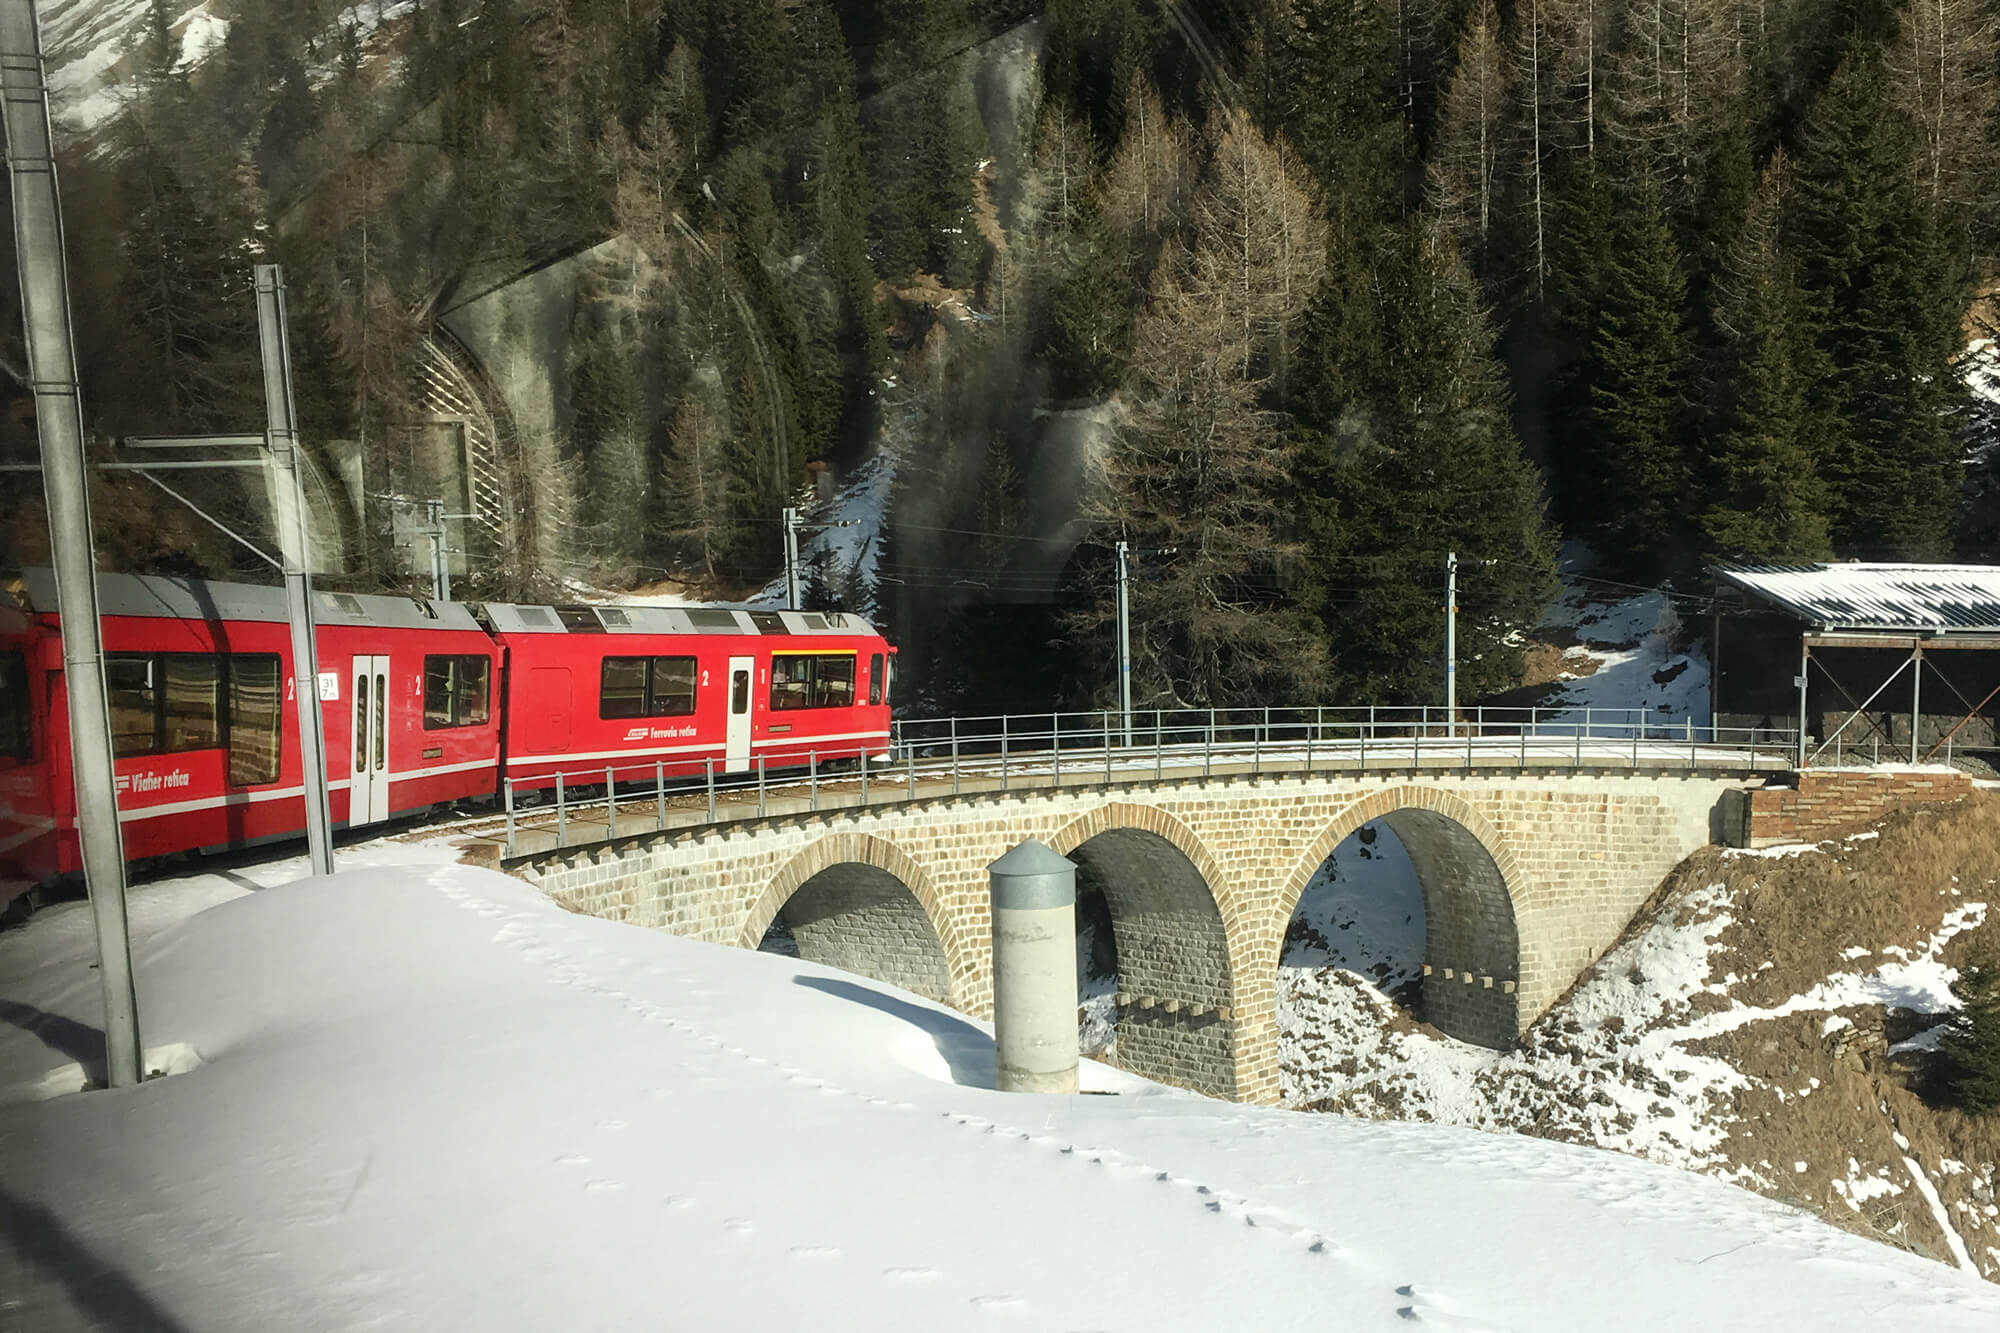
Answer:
1428;0;1507;267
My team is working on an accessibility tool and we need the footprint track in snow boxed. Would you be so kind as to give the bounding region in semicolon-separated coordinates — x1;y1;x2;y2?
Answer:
1393;1283;1506;1330
788;1244;842;1260
436;878;1336;1273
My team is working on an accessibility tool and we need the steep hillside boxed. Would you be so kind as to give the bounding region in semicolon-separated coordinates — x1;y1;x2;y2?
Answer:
1281;793;2000;1280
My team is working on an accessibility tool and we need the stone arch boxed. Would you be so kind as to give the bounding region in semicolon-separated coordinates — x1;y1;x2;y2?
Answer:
1272;786;1524;1049
740;834;969;1009
1048;803;1247;1100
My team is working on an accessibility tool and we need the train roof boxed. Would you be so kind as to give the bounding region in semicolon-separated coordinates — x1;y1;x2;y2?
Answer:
13;569;486;634
478;602;881;639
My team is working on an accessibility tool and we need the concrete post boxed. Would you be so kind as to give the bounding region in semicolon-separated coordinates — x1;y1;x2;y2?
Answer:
988;839;1079;1094
2;0;141;1087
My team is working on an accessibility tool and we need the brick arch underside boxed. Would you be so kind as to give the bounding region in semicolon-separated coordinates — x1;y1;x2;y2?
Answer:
740;839;962;1008
1059;820;1239;1100
1277;791;1523;1050
1379;809;1520;1047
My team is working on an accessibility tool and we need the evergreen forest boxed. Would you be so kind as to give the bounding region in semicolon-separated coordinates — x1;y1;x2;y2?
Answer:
1;0;1995;715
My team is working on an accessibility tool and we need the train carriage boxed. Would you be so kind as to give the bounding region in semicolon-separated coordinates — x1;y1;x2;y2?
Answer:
0;584;53;903
1;572;897;905
0;571;503;890
485;602;894;790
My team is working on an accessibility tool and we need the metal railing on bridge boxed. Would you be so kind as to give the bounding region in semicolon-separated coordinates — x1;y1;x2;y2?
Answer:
497;705;1801;859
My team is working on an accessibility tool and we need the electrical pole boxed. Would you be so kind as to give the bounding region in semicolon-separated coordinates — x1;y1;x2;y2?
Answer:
1116;540;1132;746
2;0;142;1087
782;506;801;609
254;265;335;878
426;498;450;602
1445;551;1458;740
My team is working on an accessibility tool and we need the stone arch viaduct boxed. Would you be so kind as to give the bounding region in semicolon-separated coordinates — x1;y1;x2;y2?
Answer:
511;767;1752;1103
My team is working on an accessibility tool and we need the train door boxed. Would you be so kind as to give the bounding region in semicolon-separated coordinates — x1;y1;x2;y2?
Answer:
525;667;571;752
349;655;391;825
725;655;753;774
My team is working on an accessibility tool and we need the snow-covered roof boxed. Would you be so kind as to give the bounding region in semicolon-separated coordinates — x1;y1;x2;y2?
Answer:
1714;563;2000;634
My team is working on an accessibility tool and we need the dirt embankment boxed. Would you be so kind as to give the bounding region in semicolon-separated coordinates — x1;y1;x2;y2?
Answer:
1282;794;2000;1280
1681;801;2000;1275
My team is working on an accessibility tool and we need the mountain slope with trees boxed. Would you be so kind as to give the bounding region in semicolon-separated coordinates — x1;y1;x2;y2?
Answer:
2;0;1994;714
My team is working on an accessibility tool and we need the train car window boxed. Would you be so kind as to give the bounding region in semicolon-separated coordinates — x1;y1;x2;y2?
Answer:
868;653;884;707
731;670;749;714
374;673;387;769
454;658;490;727
0;651;29;761
769;654;813;710
227;655;282;786
424;656;491;729
648;656;697;716
106;654;158;757
812;655;855;708
163;656;223;751
599;657;648;719
770;653;857;710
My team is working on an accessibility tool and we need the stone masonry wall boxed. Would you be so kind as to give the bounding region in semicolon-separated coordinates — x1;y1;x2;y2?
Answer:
781;863;954;1005
1069;827;1237;1098
1741;770;1973;848
1386;808;1520;1049
512;770;1745;1105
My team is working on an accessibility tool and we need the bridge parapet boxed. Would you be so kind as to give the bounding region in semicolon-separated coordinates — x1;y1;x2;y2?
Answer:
477;705;1794;864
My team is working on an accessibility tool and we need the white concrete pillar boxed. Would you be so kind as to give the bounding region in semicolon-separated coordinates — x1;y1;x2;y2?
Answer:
988;839;1079;1094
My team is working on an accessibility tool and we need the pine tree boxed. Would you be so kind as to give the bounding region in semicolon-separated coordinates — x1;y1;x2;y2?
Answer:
1586;167;1697;571
1701;154;1831;561
1043;215;1131;401
1293;221;1557;701
1552;156;1697;574
114;101;266;435
1605;0;1743;212
866;0;985;285
570;309;651;561
654;397;741;581
1937;945;2000;1116
1782;42;1964;558
1271;0;1401;204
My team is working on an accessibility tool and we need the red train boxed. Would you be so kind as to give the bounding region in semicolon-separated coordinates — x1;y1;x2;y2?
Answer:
0;570;894;904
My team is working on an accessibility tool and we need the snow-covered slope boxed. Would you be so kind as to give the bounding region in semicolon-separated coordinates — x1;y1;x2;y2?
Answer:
36;0;414;131
4;857;1999;1329
1529;549;1710;727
